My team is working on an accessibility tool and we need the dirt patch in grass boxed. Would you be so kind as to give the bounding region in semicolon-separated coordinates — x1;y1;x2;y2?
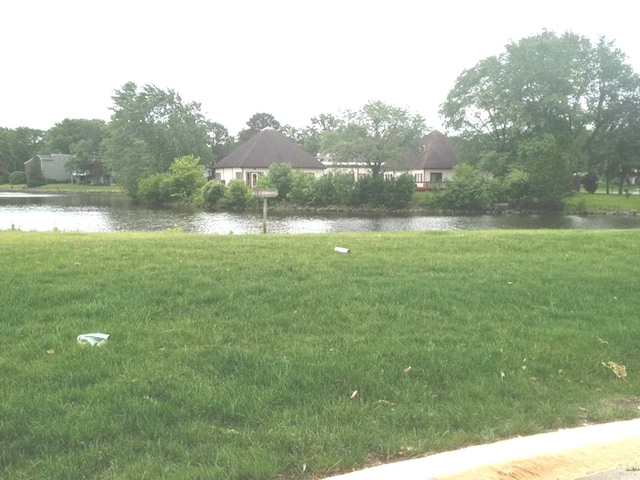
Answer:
600;396;640;412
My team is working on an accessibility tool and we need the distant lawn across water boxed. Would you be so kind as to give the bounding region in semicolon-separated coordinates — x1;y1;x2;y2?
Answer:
565;191;640;212
1;230;639;479
411;190;640;214
0;183;123;193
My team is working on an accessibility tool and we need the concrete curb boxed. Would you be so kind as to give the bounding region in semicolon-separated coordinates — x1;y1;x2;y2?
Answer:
324;418;640;480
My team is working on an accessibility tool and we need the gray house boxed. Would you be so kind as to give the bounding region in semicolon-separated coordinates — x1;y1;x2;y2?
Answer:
24;154;72;182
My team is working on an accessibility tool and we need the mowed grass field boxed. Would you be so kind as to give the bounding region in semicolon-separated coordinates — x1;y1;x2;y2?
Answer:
1;230;639;479
565;191;640;212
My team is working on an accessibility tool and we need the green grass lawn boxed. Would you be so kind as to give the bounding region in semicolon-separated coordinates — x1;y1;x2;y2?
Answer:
0;183;123;193
565;191;640;212
1;230;639;479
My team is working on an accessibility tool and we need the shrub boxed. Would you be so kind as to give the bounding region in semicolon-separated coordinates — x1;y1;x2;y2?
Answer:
9;171;26;185
202;181;226;208
582;172;599;194
333;172;357;205
383;174;415;209
431;164;491;210
137;173;172;205
221;179;251;210
311;172;357;206
354;175;384;206
168;155;206;201
288;172;316;205
502;168;531;209
311;174;336;206
266;163;293;200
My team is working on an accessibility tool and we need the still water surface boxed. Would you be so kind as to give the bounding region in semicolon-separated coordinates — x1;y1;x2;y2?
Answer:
1;192;638;234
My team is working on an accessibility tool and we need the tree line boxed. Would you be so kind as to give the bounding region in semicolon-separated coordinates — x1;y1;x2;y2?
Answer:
2;30;639;211
441;31;640;208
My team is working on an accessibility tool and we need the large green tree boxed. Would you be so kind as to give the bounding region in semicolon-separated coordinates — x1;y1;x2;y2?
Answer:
205;121;234;180
43;118;109;183
295;113;341;156
320;101;426;177
441;31;640;207
0;127;44;179
43;118;107;154
209;122;233;163
104;82;213;196
237;113;281;143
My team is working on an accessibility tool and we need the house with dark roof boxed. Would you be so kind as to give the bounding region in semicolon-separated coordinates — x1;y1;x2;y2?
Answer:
321;131;458;190
384;130;459;189
213;128;325;187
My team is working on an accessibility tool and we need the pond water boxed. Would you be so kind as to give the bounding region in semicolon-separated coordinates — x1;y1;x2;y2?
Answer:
1;192;639;234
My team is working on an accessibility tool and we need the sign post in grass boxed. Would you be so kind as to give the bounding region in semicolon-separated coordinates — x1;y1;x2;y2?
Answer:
252;188;278;234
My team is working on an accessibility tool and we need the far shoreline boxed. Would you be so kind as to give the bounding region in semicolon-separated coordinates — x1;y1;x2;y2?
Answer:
1;185;638;216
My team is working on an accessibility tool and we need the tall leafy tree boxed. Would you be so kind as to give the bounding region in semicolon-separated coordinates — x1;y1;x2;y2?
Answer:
209;122;233;163
43;118;107;154
441;31;640;207
320;101;426;177
296;113;341;156
237;113;281;143
43;118;109;183
104;82;213;196
279;124;300;143
585;38;640;192
0;127;44;176
205;121;234;180
0;128;13;181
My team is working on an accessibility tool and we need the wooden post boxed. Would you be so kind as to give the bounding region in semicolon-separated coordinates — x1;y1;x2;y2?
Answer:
251;189;279;234
262;196;268;234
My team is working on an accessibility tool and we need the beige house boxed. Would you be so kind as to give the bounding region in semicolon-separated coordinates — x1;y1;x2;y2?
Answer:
24;154;72;182
213;128;325;187
322;130;458;190
386;131;458;189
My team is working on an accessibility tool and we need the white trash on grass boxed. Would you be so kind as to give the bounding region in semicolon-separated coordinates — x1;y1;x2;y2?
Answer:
77;333;110;346
334;247;350;254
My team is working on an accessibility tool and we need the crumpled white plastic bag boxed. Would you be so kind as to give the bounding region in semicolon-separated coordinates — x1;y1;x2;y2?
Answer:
77;333;110;346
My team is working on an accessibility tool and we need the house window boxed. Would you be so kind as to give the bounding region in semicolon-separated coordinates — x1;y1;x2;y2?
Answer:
430;172;443;182
235;172;243;180
384;173;394;181
246;172;263;187
414;172;423;183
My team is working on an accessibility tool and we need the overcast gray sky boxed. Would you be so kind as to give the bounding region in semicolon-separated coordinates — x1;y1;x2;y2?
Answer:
2;0;639;136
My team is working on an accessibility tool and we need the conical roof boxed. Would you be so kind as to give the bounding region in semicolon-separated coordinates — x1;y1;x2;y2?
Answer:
383;130;458;171
413;130;458;169
215;128;325;169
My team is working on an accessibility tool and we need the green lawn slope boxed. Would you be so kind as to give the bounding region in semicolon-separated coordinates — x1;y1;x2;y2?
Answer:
1;230;639;479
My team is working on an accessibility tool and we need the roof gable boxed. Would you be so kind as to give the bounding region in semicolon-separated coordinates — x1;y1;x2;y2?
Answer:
386;130;458;171
414;130;458;169
215;128;325;169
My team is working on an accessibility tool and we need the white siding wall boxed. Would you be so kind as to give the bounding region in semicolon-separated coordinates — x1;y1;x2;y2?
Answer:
216;167;325;187
215;165;452;190
382;168;455;189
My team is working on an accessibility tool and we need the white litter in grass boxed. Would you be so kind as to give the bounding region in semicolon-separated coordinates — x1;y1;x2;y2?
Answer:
334;247;350;254
77;333;110;346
